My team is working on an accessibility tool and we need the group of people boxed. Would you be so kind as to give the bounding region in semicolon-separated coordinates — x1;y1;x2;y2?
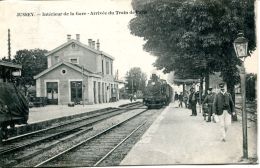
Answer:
175;83;235;142
174;91;189;108
202;83;235;142
129;93;137;102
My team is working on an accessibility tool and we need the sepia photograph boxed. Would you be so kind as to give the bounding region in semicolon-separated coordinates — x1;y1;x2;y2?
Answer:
0;0;258;167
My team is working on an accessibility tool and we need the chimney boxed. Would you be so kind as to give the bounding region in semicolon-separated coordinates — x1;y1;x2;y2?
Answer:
96;39;100;51
92;40;95;49
67;34;71;41
88;39;92;47
76;34;80;41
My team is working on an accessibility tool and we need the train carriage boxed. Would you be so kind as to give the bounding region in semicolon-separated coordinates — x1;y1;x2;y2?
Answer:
162;82;173;105
0;60;29;143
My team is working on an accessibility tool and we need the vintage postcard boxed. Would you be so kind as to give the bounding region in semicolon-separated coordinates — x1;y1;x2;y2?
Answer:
0;0;258;167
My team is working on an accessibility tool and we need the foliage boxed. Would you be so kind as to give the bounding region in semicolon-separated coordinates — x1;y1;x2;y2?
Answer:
119;87;129;99
1;56;9;61
246;73;257;101
125;67;147;94
129;0;256;93
12;49;48;95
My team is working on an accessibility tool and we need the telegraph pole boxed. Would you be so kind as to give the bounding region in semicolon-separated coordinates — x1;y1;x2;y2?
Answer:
8;29;11;61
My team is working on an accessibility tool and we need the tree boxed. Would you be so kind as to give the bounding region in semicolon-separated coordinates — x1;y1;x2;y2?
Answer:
129;0;256;101
125;67;147;95
1;56;9;61
12;49;48;95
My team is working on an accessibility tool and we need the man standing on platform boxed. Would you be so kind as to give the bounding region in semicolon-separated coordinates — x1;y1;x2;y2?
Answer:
178;92;183;108
174;92;179;102
189;88;197;116
202;88;215;122
213;83;235;142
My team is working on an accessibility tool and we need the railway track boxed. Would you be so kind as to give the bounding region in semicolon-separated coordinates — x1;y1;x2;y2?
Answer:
3;102;142;144
35;110;147;167
0;102;144;167
10;104;163;167
235;105;257;122
34;108;153;167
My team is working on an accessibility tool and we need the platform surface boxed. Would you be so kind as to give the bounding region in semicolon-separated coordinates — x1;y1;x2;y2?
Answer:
120;102;258;165
28;99;136;123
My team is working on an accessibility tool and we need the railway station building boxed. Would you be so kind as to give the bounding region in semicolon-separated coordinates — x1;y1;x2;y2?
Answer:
34;34;119;105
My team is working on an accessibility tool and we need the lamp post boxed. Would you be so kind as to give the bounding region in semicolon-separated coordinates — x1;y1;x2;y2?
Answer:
233;32;249;159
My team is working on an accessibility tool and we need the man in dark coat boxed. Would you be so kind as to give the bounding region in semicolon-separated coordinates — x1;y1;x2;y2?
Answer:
189;88;197;116
213;83;235;142
178;92;183;107
174;92;179;102
202;88;215;122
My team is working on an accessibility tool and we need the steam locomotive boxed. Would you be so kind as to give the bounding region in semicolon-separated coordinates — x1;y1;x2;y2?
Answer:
143;74;173;109
0;60;29;143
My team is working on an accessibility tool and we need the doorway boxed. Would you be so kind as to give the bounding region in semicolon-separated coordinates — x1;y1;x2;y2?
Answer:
70;81;82;104
46;82;58;105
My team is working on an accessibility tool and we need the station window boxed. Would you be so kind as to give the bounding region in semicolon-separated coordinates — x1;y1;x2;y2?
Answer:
102;60;104;74
61;69;67;75
70;58;79;64
111;62;113;75
54;56;59;62
106;61;109;75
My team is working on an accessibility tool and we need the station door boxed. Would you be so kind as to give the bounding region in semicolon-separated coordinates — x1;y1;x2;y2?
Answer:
46;82;58;105
70;81;82;104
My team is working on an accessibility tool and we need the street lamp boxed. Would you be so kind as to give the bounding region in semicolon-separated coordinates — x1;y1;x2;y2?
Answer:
233;32;248;60
233;32;249;159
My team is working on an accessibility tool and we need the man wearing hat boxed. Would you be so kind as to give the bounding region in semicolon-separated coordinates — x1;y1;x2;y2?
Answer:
213;83;235;142
189;87;198;116
202;87;215;122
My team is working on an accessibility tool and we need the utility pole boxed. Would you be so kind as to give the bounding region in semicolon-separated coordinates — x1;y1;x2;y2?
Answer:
8;29;11;61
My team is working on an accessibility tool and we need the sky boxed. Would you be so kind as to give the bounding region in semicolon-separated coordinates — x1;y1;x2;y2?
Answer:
0;0;258;82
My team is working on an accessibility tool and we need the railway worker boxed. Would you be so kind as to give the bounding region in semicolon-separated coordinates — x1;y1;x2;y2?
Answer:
129;94;133;102
189;87;198;116
178;92;183;107
202;88;215;122
174;92;179;102
212;83;235;142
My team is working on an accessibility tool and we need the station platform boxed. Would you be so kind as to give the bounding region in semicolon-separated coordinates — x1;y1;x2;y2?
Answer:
120;102;258;165
28;99;138;124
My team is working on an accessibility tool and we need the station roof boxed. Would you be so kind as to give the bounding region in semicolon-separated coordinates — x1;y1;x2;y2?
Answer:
34;61;101;79
173;78;200;84
45;39;115;60
114;79;127;84
0;60;22;69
